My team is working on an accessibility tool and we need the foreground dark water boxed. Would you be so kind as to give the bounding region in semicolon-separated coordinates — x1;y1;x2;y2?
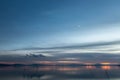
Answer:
0;65;120;80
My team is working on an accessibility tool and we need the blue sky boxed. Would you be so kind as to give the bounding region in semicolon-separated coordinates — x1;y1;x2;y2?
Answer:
0;0;120;50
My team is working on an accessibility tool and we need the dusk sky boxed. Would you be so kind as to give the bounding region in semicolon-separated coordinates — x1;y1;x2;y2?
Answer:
1;2;120;80
0;0;120;58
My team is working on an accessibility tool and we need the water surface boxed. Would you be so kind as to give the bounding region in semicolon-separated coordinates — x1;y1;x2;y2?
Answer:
0;65;120;80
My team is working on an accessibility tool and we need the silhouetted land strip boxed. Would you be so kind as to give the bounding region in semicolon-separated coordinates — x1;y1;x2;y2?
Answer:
0;63;120;67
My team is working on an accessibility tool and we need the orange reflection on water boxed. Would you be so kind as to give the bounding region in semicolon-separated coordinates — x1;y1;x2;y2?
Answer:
29;66;82;72
86;66;95;69
37;66;55;71
101;66;111;70
57;67;80;71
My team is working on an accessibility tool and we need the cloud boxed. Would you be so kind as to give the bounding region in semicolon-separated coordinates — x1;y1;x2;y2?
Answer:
0;40;120;63
11;40;120;54
16;40;120;49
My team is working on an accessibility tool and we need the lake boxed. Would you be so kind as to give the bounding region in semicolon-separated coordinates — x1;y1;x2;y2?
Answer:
0;65;120;80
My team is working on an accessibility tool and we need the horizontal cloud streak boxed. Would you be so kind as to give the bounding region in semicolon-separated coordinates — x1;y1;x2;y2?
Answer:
0;40;120;63
14;40;120;49
9;40;120;55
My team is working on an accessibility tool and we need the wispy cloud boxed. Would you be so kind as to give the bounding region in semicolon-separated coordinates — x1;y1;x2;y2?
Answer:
10;40;120;55
0;40;120;63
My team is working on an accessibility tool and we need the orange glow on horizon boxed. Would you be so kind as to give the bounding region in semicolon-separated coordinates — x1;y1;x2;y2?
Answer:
57;61;80;64
0;62;18;64
101;62;111;65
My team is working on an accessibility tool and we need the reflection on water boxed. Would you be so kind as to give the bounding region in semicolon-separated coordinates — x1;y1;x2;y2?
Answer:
0;65;120;80
101;66;111;70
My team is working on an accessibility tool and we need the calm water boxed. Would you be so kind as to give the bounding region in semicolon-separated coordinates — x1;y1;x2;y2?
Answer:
0;65;120;80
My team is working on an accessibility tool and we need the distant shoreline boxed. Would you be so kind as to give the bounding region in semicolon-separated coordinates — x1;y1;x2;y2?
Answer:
0;63;120;67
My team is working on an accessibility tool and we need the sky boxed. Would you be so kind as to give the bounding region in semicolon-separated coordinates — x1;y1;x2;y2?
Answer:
0;0;120;58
